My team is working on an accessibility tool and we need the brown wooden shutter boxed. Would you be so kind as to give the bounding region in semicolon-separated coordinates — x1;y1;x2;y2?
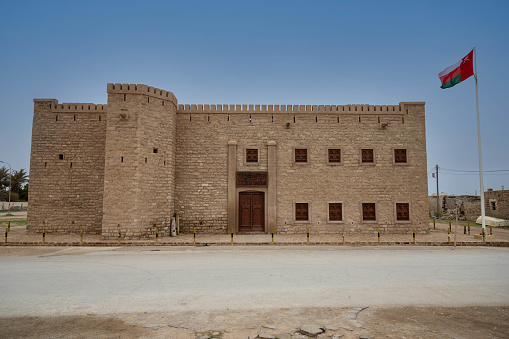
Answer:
362;203;376;221
295;203;309;221
328;149;341;163
394;149;407;163
396;203;409;221
361;149;374;163
246;149;258;162
329;203;342;221
295;149;307;163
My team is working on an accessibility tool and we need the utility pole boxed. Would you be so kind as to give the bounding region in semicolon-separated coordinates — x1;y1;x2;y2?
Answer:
436;164;439;215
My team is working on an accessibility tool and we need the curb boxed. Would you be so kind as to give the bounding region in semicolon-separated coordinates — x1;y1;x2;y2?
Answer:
1;241;508;247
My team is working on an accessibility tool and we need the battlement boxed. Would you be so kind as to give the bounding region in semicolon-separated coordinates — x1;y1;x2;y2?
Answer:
177;102;424;114
107;83;177;106
53;102;107;112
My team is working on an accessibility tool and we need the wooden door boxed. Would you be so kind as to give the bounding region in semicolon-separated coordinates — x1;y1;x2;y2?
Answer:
239;192;264;232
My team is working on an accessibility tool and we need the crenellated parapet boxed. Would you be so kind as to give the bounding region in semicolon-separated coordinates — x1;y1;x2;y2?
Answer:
53;102;107;112
107;83;177;107
177;102;424;114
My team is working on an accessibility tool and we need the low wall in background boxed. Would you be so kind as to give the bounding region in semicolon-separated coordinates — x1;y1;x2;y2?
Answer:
0;202;28;210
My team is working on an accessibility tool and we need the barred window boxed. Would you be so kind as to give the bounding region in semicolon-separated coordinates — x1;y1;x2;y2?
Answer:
361;149;374;163
246;149;258;163
295;203;309;221
362;203;376;221
328;149;341;163
329;203;343;221
295;149;308;163
396;203;410;221
394;149;407;163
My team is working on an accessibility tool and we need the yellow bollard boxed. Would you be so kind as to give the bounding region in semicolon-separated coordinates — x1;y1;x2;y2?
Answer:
156;228;158;243
448;229;450;243
490;226;493;235
43;228;45;243
80;228;83;243
482;228;486;242
231;228;233;244
118;227;121;244
8;221;10;232
468;223;470;235
193;228;196;244
413;228;416;243
307;228;309;243
433;218;435;230
271;228;274;243
342;228;345;244
377;228;380;243
4;228;7;243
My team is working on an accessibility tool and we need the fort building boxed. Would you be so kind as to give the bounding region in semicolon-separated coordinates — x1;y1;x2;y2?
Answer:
28;83;428;238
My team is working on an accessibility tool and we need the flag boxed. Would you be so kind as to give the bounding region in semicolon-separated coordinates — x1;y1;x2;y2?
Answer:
438;49;474;89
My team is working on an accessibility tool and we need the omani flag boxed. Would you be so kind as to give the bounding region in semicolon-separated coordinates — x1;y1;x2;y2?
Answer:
438;50;474;89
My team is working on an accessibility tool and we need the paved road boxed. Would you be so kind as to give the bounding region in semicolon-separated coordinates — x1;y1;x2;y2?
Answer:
1;246;508;316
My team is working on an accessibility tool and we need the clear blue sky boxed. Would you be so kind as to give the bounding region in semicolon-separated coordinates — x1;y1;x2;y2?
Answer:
1;0;508;196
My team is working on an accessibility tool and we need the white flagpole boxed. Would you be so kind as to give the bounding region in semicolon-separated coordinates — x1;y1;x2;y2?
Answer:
474;47;486;235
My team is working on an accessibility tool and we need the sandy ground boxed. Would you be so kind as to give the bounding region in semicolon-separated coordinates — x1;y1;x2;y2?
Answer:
1;306;508;338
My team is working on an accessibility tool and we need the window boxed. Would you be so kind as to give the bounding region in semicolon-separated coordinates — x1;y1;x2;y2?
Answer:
396;203;410;221
328;203;343;221
295;203;309;221
394;149;407;163
361;149;374;163
362;203;376;221
58;154;64;160
153;148;158;154
491;201;496;211
246;149;258;163
295;149;307;163
328;149;341;163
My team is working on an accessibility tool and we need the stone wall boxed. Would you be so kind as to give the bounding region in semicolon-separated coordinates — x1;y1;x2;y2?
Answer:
485;189;509;220
101;84;177;239
27;100;107;234
28;83;428;237
176;102;428;234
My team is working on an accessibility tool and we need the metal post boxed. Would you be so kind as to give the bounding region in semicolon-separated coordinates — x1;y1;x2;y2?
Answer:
474;47;486;235
377;228;380;243
193;228;196;244
4;228;7;243
342;228;345;244
118;227;121;244
490;226;492;235
413;228;415;243
156;228;158;243
448;228;450;243
454;204;458;247
433;218;435;230
436;164;439;215
468;223;470;235
8;221;10;232
271;228;274;243
43;228;45;243
80;227;83;243
231;228;233;244
307;228;309;243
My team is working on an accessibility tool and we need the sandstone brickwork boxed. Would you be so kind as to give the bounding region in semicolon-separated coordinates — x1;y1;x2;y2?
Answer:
28;83;428;238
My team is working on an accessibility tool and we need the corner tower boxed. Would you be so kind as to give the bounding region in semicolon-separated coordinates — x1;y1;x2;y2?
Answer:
102;84;178;238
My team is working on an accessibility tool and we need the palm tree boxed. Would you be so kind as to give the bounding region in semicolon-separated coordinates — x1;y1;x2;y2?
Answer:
10;169;28;195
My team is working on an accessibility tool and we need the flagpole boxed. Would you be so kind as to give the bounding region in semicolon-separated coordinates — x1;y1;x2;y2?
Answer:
474;47;486;235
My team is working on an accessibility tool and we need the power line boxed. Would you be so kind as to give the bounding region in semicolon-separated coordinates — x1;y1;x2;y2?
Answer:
439;167;509;173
